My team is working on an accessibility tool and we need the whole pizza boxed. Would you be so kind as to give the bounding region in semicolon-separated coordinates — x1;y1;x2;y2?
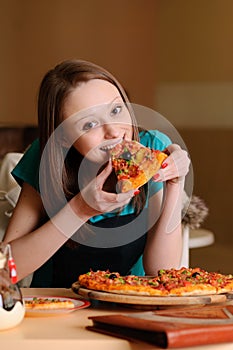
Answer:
78;268;233;297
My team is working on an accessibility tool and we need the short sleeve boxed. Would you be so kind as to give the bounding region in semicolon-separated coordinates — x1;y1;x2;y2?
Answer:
140;130;172;197
11;139;40;192
139;129;172;150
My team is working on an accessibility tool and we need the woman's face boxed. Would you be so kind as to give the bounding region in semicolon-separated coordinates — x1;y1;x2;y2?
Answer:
62;79;133;163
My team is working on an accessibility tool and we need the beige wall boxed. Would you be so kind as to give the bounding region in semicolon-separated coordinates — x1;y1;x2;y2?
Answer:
155;0;233;128
0;0;157;125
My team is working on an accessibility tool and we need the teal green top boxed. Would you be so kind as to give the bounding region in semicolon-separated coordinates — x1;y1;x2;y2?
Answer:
12;130;171;223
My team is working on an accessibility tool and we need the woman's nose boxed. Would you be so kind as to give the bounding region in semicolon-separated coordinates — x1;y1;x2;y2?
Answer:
103;123;121;139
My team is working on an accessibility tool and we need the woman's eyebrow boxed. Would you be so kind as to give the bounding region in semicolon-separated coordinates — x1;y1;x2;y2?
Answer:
72;96;122;122
71;106;103;122
110;96;122;104
73;113;95;122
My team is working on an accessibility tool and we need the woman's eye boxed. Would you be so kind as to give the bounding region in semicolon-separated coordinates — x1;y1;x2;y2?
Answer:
110;105;122;116
82;120;98;130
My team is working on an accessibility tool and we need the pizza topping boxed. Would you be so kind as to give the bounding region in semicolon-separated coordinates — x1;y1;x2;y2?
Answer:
191;272;200;278
78;267;233;297
110;140;168;192
119;151;132;160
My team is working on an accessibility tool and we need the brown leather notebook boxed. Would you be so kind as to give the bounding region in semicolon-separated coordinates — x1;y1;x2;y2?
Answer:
88;305;233;348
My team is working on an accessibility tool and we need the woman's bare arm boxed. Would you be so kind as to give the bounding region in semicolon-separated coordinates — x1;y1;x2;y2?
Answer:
143;143;190;274
143;180;184;274
3;183;91;281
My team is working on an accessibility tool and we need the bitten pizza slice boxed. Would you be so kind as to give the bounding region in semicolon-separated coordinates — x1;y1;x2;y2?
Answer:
110;140;168;192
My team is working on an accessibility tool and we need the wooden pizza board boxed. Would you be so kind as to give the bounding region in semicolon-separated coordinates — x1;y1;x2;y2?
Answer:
71;282;227;306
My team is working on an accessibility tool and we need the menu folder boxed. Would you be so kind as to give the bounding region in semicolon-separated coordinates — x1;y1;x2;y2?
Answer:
88;305;233;348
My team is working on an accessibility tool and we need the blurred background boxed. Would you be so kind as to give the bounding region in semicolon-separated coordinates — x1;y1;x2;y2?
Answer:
0;0;232;272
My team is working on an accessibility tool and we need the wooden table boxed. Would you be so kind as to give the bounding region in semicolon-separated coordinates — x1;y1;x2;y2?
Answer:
1;288;233;350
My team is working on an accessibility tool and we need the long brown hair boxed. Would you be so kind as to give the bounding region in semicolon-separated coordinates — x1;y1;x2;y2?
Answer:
37;59;146;217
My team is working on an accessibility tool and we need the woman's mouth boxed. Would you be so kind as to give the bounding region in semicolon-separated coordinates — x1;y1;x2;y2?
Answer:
100;139;122;152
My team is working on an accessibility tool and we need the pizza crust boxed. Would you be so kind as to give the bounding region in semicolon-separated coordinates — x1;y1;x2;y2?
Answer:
167;285;217;296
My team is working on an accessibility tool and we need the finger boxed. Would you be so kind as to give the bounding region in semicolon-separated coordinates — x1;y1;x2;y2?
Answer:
96;190;134;212
115;190;135;203
153;157;190;182
95;159;113;189
170;151;190;176
107;199;132;212
166;144;181;153
153;169;165;182
101;189;135;203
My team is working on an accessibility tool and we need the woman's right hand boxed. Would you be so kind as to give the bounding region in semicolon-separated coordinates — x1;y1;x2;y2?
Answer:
77;159;135;217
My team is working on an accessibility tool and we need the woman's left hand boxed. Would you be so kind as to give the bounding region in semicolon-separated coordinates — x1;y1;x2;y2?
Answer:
153;144;190;183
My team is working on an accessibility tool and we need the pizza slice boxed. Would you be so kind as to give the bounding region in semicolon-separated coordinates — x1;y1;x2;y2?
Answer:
24;297;75;310
110;140;168;192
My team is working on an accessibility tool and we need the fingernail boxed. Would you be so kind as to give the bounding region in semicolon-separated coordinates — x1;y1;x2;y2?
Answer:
134;189;140;195
153;173;160;181
161;162;168;169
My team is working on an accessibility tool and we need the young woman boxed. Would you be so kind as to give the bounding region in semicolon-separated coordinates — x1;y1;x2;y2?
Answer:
4;59;190;287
